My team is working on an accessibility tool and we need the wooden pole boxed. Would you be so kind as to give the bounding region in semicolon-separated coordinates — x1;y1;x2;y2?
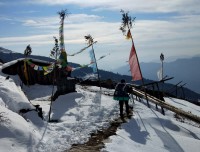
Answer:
156;83;165;115
161;54;164;101
48;38;59;122
180;83;186;99
91;44;101;90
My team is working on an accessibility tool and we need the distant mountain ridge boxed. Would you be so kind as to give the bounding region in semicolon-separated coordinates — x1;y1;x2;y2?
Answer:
114;56;200;94
0;47;132;82
1;47;200;103
0;47;54;63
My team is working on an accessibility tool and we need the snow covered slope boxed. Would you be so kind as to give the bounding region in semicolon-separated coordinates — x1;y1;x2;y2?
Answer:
0;65;200;152
103;98;200;152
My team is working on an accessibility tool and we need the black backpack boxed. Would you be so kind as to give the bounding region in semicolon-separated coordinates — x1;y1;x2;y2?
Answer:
114;83;129;97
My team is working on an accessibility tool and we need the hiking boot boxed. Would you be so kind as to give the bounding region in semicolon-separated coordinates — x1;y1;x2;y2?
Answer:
127;115;132;119
129;106;133;110
120;114;124;119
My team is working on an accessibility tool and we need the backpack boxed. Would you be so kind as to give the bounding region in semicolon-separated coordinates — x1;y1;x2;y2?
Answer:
113;83;130;100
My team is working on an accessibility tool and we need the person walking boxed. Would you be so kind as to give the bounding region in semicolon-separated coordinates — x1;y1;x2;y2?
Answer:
113;79;132;119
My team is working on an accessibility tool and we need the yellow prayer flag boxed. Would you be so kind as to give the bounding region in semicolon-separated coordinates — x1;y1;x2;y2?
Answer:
43;66;48;71
126;29;132;40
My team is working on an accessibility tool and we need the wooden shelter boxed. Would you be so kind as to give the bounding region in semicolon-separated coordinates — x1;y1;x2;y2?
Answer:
2;58;54;85
1;58;76;95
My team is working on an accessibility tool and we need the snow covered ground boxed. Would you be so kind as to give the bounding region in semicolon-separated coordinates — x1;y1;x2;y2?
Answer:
0;65;200;152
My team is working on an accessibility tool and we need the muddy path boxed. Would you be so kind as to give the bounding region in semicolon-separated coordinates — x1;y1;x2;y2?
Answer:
67;119;125;152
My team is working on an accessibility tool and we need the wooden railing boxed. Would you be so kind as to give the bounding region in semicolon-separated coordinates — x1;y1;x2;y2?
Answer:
131;87;200;124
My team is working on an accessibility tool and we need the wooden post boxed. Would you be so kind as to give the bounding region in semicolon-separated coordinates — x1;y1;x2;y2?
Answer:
156;83;165;115
180;83;186;99
152;84;158;110
48;38;59;122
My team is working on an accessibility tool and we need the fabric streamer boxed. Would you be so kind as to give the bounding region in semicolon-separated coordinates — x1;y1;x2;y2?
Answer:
58;12;68;67
129;43;142;81
58;51;67;68
89;49;97;73
26;59;55;75
43;64;54;75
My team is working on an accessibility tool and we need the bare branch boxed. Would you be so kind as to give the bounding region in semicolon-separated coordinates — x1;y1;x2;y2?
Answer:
58;9;69;20
85;34;94;45
119;10;136;34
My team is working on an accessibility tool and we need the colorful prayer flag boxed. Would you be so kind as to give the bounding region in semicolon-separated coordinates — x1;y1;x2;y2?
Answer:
58;51;68;67
129;43;142;81
43;64;54;75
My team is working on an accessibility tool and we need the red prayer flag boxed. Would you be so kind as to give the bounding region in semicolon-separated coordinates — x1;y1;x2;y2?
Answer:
129;43;142;81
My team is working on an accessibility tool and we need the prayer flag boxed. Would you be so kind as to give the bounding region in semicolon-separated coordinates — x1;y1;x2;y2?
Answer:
43;64;54;75
34;65;38;70
129;43;142;81
126;29;132;39
38;66;42;71
43;66;48;71
89;49;97;73
58;51;68;67
157;67;163;81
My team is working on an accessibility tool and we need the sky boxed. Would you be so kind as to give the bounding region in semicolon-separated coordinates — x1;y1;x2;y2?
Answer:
0;66;200;152
0;0;200;71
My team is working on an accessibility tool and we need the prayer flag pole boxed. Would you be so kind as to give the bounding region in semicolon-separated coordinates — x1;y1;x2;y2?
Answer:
48;9;69;122
85;35;101;89
48;37;59;122
58;9;69;68
120;10;149;107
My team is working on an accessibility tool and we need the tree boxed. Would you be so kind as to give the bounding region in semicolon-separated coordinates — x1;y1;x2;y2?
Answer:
50;37;59;59
24;44;32;57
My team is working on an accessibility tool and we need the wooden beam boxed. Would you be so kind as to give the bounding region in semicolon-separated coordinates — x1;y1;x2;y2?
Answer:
131;87;200;124
135;77;174;87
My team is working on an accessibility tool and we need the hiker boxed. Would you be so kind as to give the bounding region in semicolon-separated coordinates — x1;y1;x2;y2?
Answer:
113;79;132;118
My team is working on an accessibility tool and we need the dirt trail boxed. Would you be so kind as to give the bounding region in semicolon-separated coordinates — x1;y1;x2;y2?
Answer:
67;86;131;152
68;119;125;152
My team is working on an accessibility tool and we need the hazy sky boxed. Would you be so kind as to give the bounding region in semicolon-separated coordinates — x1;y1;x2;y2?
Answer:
0;0;200;71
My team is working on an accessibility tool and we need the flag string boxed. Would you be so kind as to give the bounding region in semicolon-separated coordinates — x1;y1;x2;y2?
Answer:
67;41;97;56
